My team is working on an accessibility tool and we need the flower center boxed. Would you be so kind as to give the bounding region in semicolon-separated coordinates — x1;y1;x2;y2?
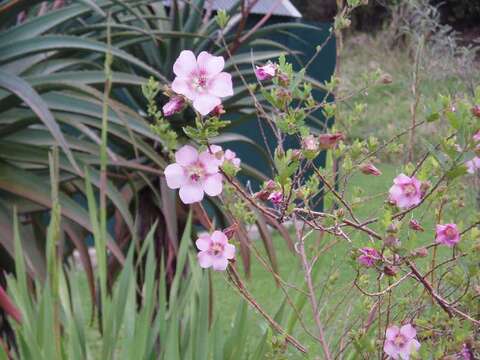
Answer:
445;227;456;238
210;243;224;256
394;334;406;347
403;183;416;196
192;72;208;92
187;163;205;182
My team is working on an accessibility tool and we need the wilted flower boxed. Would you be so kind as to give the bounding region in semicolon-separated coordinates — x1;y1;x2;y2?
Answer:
196;231;235;271
302;135;319;152
389;174;422;210
162;96;184;116
255;62;276;81
466;157;480;174
164;145;223;204
171;50;233;115
268;191;283;204
318;133;344;150
384;234;400;248
208;145;241;169
384;324;420;360
471;105;480;118
435;223;460;247
360;163;382;176
357;247;381;267
383;265;398;276
409;219;424;232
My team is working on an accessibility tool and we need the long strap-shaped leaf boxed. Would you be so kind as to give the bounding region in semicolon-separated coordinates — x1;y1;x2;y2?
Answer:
0;70;80;174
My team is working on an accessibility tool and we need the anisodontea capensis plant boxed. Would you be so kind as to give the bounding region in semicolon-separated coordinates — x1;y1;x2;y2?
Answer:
145;14;480;359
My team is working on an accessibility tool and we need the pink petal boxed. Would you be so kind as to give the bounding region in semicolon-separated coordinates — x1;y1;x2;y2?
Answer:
208;72;234;97
171;77;197;100
211;230;227;245
192;94;221;116
393;173;412;185
198;251;213;268
211;257;229;271
400;324;416;339
224;244;236;259
202;173;223;197
179;183;204;204
386;326;400;341
175;145;198;166
173;50;198;77
409;339;420;351
384;341;400;359
199;151;220;174
197;51;225;77
196;234;211;251
164;163;187;189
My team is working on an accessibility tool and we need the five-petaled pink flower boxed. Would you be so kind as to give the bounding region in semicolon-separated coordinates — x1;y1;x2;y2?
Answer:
466;157;480;174
164;145;223;204
384;324;420;360
435;223;460;247
196;230;236;271
171;50;233;116
162;96;184;116
255;62;277;81
358;247;381;267
389;174;422;210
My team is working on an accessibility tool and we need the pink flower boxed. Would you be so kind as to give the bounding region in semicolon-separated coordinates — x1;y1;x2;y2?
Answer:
255;63;277;81
360;163;382;176
171;50;233;116
435;223;460;247
268;191;283;204
466;157;480;174
389;174;422;210
162;96;184;116
473;130;480;142
384;324;420;360
196;230;235;271
209;145;241;169
318;133;345;150
164;145;223;204
358;247;381;267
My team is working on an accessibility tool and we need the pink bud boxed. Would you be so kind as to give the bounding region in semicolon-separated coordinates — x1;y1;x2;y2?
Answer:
211;104;226;117
268;191;283;204
360;163;382;176
17;10;27;24
409;219;424;232
255;63;277;81
162;96;184;116
302;135;319;152
318;133;345;150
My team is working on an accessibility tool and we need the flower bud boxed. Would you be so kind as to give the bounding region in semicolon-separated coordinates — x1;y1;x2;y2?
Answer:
302;135;319;152
268;191;283;205
420;180;431;196
211;104;226;117
318;133;345;150
409;219;424;232
411;247;428;258
471;105;480;118
359;163;382;176
277;72;289;87
162;96;184;116
383;265;398;276
291;149;302;161
384;234;400;248
386;222;398;234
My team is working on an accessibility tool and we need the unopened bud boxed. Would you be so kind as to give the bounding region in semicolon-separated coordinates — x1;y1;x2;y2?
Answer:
420;181;431;196
291;149;302;161
383;265;398;276
277;72;289;86
381;73;393;84
384;234;400;248
318;133;345;150
411;247;428;258
211;104;226;117
409;219;424;232
359;163;382;176
386;223;398;234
